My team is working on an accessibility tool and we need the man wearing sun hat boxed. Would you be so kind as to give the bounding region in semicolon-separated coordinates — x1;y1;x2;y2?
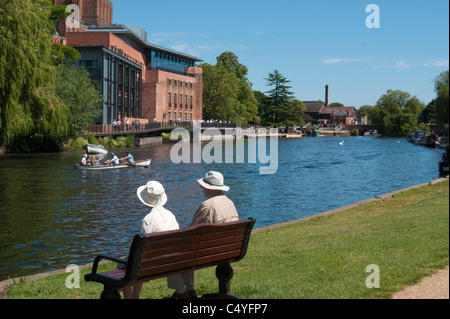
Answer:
178;171;239;298
191;171;239;225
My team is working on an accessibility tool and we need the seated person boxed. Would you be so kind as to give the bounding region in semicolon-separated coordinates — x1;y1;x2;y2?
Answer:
104;153;119;165
80;154;88;166
119;152;134;164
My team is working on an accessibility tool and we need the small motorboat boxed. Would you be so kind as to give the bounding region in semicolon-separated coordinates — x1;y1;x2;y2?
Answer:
75;159;151;170
85;144;108;155
286;130;303;138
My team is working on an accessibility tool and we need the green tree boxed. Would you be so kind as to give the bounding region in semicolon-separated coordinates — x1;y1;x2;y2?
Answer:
0;0;72;151
201;52;258;125
434;70;449;124
375;90;425;136
420;99;438;124
201;62;239;122
263;70;305;127
55;65;103;134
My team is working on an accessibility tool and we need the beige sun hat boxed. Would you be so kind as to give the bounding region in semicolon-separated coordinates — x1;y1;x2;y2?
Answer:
197;171;230;192
137;181;168;207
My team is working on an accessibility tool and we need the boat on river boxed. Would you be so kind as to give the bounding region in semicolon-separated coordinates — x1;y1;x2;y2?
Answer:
74;159;151;170
286;130;303;138
85;143;108;155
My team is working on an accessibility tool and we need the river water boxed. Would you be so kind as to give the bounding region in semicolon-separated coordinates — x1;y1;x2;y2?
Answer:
0;136;445;281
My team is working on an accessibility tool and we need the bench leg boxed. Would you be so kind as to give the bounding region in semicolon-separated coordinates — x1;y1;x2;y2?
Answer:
100;286;121;299
202;263;241;299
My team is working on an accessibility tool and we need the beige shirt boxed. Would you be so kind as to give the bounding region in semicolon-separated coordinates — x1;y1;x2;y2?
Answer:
190;195;239;226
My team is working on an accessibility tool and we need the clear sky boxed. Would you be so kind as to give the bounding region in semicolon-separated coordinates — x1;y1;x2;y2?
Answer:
112;0;449;108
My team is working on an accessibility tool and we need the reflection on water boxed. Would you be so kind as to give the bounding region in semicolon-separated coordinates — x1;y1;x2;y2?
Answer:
0;137;444;280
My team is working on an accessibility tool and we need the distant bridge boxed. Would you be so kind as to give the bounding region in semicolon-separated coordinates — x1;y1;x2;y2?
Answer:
343;124;378;135
78;122;238;139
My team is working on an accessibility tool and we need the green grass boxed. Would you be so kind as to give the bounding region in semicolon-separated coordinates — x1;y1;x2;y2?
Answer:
6;180;449;299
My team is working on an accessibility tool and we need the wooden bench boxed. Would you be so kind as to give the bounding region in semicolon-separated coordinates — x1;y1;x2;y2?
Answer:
84;218;256;299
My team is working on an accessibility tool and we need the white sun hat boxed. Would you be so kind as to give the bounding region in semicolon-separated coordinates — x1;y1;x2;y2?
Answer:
137;181;168;207
197;171;230;192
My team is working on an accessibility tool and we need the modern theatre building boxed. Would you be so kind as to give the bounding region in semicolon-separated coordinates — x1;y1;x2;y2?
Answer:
54;0;203;126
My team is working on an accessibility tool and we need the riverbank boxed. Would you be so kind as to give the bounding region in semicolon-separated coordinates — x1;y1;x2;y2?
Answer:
2;177;448;299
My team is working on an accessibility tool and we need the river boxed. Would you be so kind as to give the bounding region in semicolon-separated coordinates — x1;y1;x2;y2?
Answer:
0;136;445;281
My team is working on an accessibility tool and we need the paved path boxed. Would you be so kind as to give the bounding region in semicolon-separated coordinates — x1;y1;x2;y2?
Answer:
392;266;449;299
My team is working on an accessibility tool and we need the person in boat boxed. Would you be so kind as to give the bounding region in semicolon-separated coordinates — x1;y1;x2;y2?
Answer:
120;181;181;299
171;171;239;299
119;152;134;164
104;153;119;165
80;154;88;166
85;155;93;166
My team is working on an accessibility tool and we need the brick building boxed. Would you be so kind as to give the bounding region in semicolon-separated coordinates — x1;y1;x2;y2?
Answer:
304;85;360;126
54;1;203;126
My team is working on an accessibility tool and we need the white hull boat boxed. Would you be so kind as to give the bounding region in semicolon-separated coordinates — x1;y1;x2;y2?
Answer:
85;144;108;155
75;159;151;170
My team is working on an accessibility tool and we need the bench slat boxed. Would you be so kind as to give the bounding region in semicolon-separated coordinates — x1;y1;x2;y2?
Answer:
195;250;242;267
142;242;198;260
137;259;195;280
140;251;197;269
198;234;245;249
197;242;243;258
97;269;126;280
200;228;247;241
144;235;200;252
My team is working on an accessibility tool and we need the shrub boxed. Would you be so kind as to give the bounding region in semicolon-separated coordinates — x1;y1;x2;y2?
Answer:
71;137;88;149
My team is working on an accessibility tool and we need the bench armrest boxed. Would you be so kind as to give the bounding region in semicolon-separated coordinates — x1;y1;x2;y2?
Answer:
90;254;128;274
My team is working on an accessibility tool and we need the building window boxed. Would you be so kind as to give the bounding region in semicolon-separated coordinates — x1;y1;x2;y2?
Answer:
190;96;193;110
168;79;172;90
185;95;188;109
196;101;199;110
168;93;171;109
174;94;177;109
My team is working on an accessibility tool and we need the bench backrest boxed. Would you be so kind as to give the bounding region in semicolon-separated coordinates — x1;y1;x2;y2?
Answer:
125;218;255;283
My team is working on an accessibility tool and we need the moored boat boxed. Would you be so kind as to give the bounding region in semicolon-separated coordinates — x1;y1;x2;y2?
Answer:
85;143;108;155
286;130;303;138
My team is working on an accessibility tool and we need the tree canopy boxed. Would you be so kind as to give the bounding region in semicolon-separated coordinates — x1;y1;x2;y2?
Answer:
257;70;305;127
55;65;103;134
434;70;449;125
370;90;425;136
200;52;258;125
0;0;72;151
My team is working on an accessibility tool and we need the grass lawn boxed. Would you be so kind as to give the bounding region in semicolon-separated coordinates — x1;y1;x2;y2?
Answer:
5;180;449;299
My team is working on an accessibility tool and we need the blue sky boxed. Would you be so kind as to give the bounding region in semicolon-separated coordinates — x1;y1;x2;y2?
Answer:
112;0;449;108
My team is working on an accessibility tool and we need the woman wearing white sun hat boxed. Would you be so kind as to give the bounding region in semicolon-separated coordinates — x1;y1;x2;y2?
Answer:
122;181;186;299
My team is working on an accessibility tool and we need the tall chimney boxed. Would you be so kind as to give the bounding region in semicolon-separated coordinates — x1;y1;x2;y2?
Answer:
325;85;329;107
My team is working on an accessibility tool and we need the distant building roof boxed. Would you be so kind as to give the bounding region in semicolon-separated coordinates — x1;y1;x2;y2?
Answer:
86;24;203;62
303;101;325;113
320;106;357;115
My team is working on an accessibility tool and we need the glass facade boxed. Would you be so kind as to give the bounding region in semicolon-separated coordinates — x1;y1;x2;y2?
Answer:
148;49;196;75
76;46;142;125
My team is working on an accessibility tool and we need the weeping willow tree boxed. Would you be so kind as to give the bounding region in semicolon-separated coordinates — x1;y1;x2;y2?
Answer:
0;0;72;152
